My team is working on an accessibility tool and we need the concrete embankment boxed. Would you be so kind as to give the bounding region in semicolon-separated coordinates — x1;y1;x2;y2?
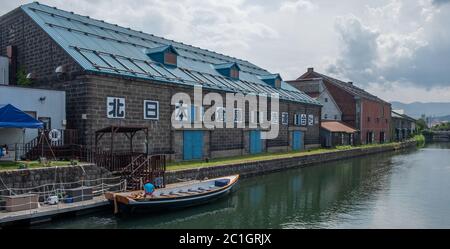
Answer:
165;141;417;184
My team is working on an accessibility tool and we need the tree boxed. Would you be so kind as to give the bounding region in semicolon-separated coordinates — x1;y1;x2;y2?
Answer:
416;118;427;132
16;66;32;87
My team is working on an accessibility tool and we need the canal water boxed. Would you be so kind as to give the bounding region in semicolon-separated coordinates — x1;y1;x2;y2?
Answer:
37;143;450;229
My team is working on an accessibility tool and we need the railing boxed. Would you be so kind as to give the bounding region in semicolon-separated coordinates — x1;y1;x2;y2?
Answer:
20;129;79;160
120;154;166;190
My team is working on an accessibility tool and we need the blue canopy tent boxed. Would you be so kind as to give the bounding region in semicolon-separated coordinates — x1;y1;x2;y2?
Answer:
0;104;43;129
0;104;43;160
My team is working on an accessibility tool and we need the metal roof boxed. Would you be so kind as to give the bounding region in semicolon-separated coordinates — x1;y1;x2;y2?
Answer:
321;121;358;133
20;2;320;106
392;110;416;122
298;71;389;104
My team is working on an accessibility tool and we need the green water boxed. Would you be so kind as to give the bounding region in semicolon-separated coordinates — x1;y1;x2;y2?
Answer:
37;143;450;229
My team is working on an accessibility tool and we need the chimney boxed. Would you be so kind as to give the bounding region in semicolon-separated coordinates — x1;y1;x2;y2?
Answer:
6;45;17;85
307;67;314;73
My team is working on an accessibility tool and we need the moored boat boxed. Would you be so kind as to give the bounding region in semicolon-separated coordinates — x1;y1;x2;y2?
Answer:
104;175;239;214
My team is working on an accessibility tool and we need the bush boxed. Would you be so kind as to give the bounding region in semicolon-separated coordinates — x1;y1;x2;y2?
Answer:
413;134;425;147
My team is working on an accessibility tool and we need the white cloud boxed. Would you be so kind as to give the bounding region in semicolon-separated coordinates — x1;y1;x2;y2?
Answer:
1;0;450;103
280;0;318;13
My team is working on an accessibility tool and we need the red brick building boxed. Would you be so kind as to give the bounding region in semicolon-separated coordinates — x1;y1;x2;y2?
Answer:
288;68;391;144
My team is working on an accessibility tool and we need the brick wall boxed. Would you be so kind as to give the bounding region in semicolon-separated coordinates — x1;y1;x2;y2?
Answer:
0;8;82;84
360;98;391;143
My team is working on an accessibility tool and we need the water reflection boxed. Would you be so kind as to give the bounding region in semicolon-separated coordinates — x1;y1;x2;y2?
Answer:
37;143;450;229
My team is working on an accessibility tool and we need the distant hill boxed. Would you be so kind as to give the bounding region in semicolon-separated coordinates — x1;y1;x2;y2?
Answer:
391;101;450;119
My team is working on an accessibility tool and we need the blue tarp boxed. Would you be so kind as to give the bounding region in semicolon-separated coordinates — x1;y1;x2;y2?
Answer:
0;104;43;129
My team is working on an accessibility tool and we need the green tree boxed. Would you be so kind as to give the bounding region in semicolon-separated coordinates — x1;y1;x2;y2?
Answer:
416;118;427;132
16;66;32;87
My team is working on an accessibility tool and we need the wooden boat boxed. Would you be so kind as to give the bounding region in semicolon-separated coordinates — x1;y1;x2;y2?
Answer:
104;175;239;214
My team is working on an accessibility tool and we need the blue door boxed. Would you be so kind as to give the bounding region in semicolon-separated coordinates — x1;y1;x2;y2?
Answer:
292;131;303;151
250;130;262;154
183;131;203;160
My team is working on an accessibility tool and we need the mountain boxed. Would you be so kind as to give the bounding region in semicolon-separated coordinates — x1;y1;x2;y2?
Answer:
391;102;450;119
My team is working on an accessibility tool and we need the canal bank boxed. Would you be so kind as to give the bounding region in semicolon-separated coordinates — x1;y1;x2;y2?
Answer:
34;142;450;229
0;140;416;227
165;140;417;184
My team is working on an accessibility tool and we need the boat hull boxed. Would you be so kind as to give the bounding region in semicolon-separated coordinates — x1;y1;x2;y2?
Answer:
106;175;239;214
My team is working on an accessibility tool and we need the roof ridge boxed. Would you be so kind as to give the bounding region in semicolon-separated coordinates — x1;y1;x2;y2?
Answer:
23;2;268;74
314;71;388;104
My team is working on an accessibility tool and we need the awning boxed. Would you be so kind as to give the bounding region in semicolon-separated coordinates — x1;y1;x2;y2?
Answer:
321;121;357;133
0;104;43;129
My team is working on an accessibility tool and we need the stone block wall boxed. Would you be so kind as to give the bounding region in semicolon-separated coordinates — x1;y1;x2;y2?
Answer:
0;164;115;197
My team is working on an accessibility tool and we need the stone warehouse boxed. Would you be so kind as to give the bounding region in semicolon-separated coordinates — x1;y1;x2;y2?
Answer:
289;68;392;145
0;2;322;162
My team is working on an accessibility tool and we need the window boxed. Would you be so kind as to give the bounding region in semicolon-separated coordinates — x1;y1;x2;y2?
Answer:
301;114;307;126
234;108;243;123
250;111;258;124
367;117;371;122
215;107;226;122
230;68;239;79
271;112;279;125
107;97;125;119
334;115;338;120
25;111;37;119
144;100;159;120
308;115;314;126
175;102;188;121
164;52;177;66
282;112;289;125
324;114;328;119
325;98;328;102
294;114;299;126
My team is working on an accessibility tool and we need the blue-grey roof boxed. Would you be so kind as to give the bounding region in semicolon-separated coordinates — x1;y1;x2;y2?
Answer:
144;45;179;55
258;74;282;81
21;2;320;106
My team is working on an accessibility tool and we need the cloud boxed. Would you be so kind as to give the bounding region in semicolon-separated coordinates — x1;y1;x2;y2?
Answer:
1;0;450;103
326;0;450;91
279;0;318;12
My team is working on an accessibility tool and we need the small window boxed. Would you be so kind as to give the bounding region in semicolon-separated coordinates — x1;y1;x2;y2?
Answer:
308;115;314;126
174;102;188;121
325;98;328;102
294;114;299;126
301;114;307;126
271;112;279;125
324;114;328;119
230;68;239;79
234;108;243;123
164;52;177;66
334;115;338;120
215;107;226;122
367;117;371;122
282;112;289;125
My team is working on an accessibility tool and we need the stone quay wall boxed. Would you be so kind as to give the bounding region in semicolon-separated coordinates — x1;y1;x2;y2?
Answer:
165;141;417;184
0;164;115;197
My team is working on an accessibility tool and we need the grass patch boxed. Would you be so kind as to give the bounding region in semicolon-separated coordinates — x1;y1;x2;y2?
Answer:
0;160;75;171
167;142;401;171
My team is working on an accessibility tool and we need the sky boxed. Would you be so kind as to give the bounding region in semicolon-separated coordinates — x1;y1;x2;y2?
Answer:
1;0;450;103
